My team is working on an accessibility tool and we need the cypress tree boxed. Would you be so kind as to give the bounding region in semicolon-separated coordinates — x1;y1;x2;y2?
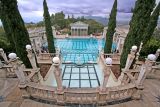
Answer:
0;2;16;52
0;0;31;68
142;2;160;45
43;0;56;53
104;0;117;53
120;0;155;68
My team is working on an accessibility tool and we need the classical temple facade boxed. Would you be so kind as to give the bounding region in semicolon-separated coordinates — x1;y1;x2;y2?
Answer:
70;21;89;36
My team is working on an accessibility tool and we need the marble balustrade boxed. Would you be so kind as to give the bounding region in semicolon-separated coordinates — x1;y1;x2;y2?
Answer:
24;81;136;105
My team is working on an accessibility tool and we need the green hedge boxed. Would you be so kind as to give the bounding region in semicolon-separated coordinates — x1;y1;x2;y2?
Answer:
140;37;160;61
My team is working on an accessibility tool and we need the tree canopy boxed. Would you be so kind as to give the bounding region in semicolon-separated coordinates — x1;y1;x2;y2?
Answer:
43;0;56;53
0;0;32;67
120;0;156;68
104;0;117;53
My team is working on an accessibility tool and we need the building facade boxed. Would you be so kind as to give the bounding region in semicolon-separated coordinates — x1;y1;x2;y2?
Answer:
27;26;56;52
70;21;88;36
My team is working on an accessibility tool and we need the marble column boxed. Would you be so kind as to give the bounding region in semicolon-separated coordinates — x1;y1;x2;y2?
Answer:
71;29;73;36
52;57;63;92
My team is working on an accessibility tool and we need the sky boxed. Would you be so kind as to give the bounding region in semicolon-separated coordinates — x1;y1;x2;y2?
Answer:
0;0;160;25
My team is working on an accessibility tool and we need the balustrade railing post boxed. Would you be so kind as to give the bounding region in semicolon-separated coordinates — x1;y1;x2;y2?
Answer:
119;46;137;83
100;58;112;92
26;45;37;69
8;53;30;98
52;57;63;92
132;54;156;100
26;45;42;82
0;48;9;63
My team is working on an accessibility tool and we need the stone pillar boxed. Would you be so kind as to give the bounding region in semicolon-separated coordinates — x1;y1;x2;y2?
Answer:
86;29;88;36
124;46;137;71
79;28;81;36
0;48;8;63
8;53;27;88
52;57;63;92
26;45;37;69
73;28;75;36
84;29;86;36
132;54;156;100
100;65;111;92
135;42;143;63
81;29;83;36
77;28;78;36
100;58;112;92
71;28;73;36
119;46;137;82
136;54;156;87
76;28;79;36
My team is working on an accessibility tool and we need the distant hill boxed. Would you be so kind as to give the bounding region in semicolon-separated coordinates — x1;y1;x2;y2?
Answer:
85;16;108;26
85;16;160;26
85;16;130;26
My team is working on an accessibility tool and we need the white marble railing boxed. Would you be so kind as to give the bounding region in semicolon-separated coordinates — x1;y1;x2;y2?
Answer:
102;53;120;62
99;53;119;81
2;65;16;78
39;53;60;60
27;82;56;100
25;82;136;105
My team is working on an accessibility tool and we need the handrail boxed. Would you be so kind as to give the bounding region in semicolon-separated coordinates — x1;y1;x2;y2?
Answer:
25;82;136;105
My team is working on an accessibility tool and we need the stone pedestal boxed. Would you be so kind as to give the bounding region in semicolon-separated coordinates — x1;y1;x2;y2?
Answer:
26;49;37;69
53;65;63;91
136;59;154;86
100;65;111;92
9;58;27;87
119;47;137;82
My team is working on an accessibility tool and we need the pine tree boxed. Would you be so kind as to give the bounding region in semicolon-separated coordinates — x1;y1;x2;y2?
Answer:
120;0;155;68
0;0;31;68
104;0;117;53
43;0;56;53
142;2;160;45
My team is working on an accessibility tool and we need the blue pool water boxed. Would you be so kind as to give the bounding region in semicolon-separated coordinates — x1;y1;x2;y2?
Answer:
43;38;117;88
55;38;117;63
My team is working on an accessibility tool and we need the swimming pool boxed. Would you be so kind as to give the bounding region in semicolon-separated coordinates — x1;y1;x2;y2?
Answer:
55;38;117;63
42;38;117;88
